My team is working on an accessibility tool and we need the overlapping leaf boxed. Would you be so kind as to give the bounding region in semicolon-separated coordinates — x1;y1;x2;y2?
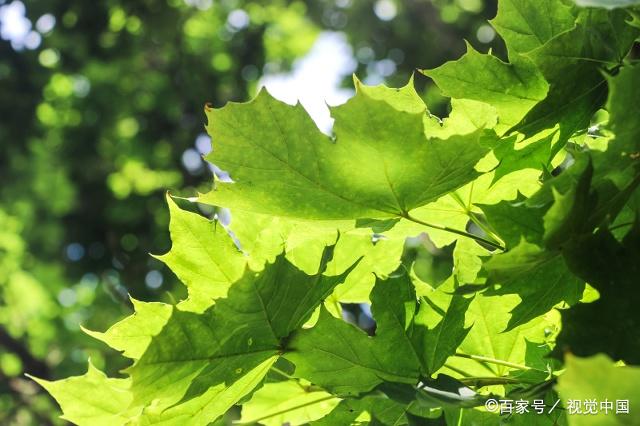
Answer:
35;1;640;424
491;0;575;55
240;380;340;426
155;195;247;312
422;45;549;132
514;7;638;153
285;272;471;395
556;354;640;425
557;224;640;364
37;249;357;425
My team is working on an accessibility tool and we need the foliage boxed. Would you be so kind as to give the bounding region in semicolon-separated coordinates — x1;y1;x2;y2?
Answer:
0;1;324;422
31;0;640;424
1;0;502;422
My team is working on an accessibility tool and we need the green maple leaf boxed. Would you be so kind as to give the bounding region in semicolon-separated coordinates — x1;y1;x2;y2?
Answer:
198;79;489;220
35;251;356;425
557;225;640;364
225;209;405;304
525;9;638;78
491;0;575;56
424;98;498;139
593;64;640;190
422;44;549;132
483;241;585;330
479;194;545;249
312;395;420;425
34;3;640;424
240;380;340;426
156;195;247;312
83;299;172;359
30;363;134;426
413;278;474;374
131;357;277;426
556;354;640;425
490;131;554;185
514;9;638;153
443;291;559;378
285;272;470;395
474;155;599;329
126;250;356;413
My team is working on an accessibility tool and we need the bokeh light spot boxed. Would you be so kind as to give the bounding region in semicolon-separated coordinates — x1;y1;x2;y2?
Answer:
182;148;203;173
65;243;85;262
477;24;496;43
227;9;249;30
35;14;56;34
374;0;397;21
57;288;77;307
145;270;163;289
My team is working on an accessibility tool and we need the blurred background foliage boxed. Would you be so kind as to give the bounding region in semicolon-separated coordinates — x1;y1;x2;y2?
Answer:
0;0;499;423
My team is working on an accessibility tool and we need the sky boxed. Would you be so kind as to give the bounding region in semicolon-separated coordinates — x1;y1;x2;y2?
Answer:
258;31;357;135
0;0;54;50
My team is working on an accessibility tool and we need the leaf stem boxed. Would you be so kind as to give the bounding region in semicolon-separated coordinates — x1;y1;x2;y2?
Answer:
270;366;294;380
453;352;540;372
443;363;474;378
458;376;535;387
608;221;634;232
269;367;315;393
403;213;505;251
449;192;504;246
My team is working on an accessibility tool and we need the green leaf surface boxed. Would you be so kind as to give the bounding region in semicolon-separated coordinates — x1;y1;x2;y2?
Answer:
309;399;368;425
491;131;553;185
156;196;247;311
83;299;172;359
38;252;355;426
311;396;412;425
483;241;584;330
424;98;498;139
422;44;549;131
31;363;134;426
36;3;640;424
286;273;472;396
556;354;640;425
594;63;640;187
128;251;355;414
414;279;473;374
132;356;277;426
557;226;640;364
240;380;340;426
444;291;559;380
491;0;575;55
226;210;404;303
515;9;638;152
286;299;419;395
479;195;545;249
199;81;488;220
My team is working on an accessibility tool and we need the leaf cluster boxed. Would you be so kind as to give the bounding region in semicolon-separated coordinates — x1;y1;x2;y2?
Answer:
35;1;640;424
